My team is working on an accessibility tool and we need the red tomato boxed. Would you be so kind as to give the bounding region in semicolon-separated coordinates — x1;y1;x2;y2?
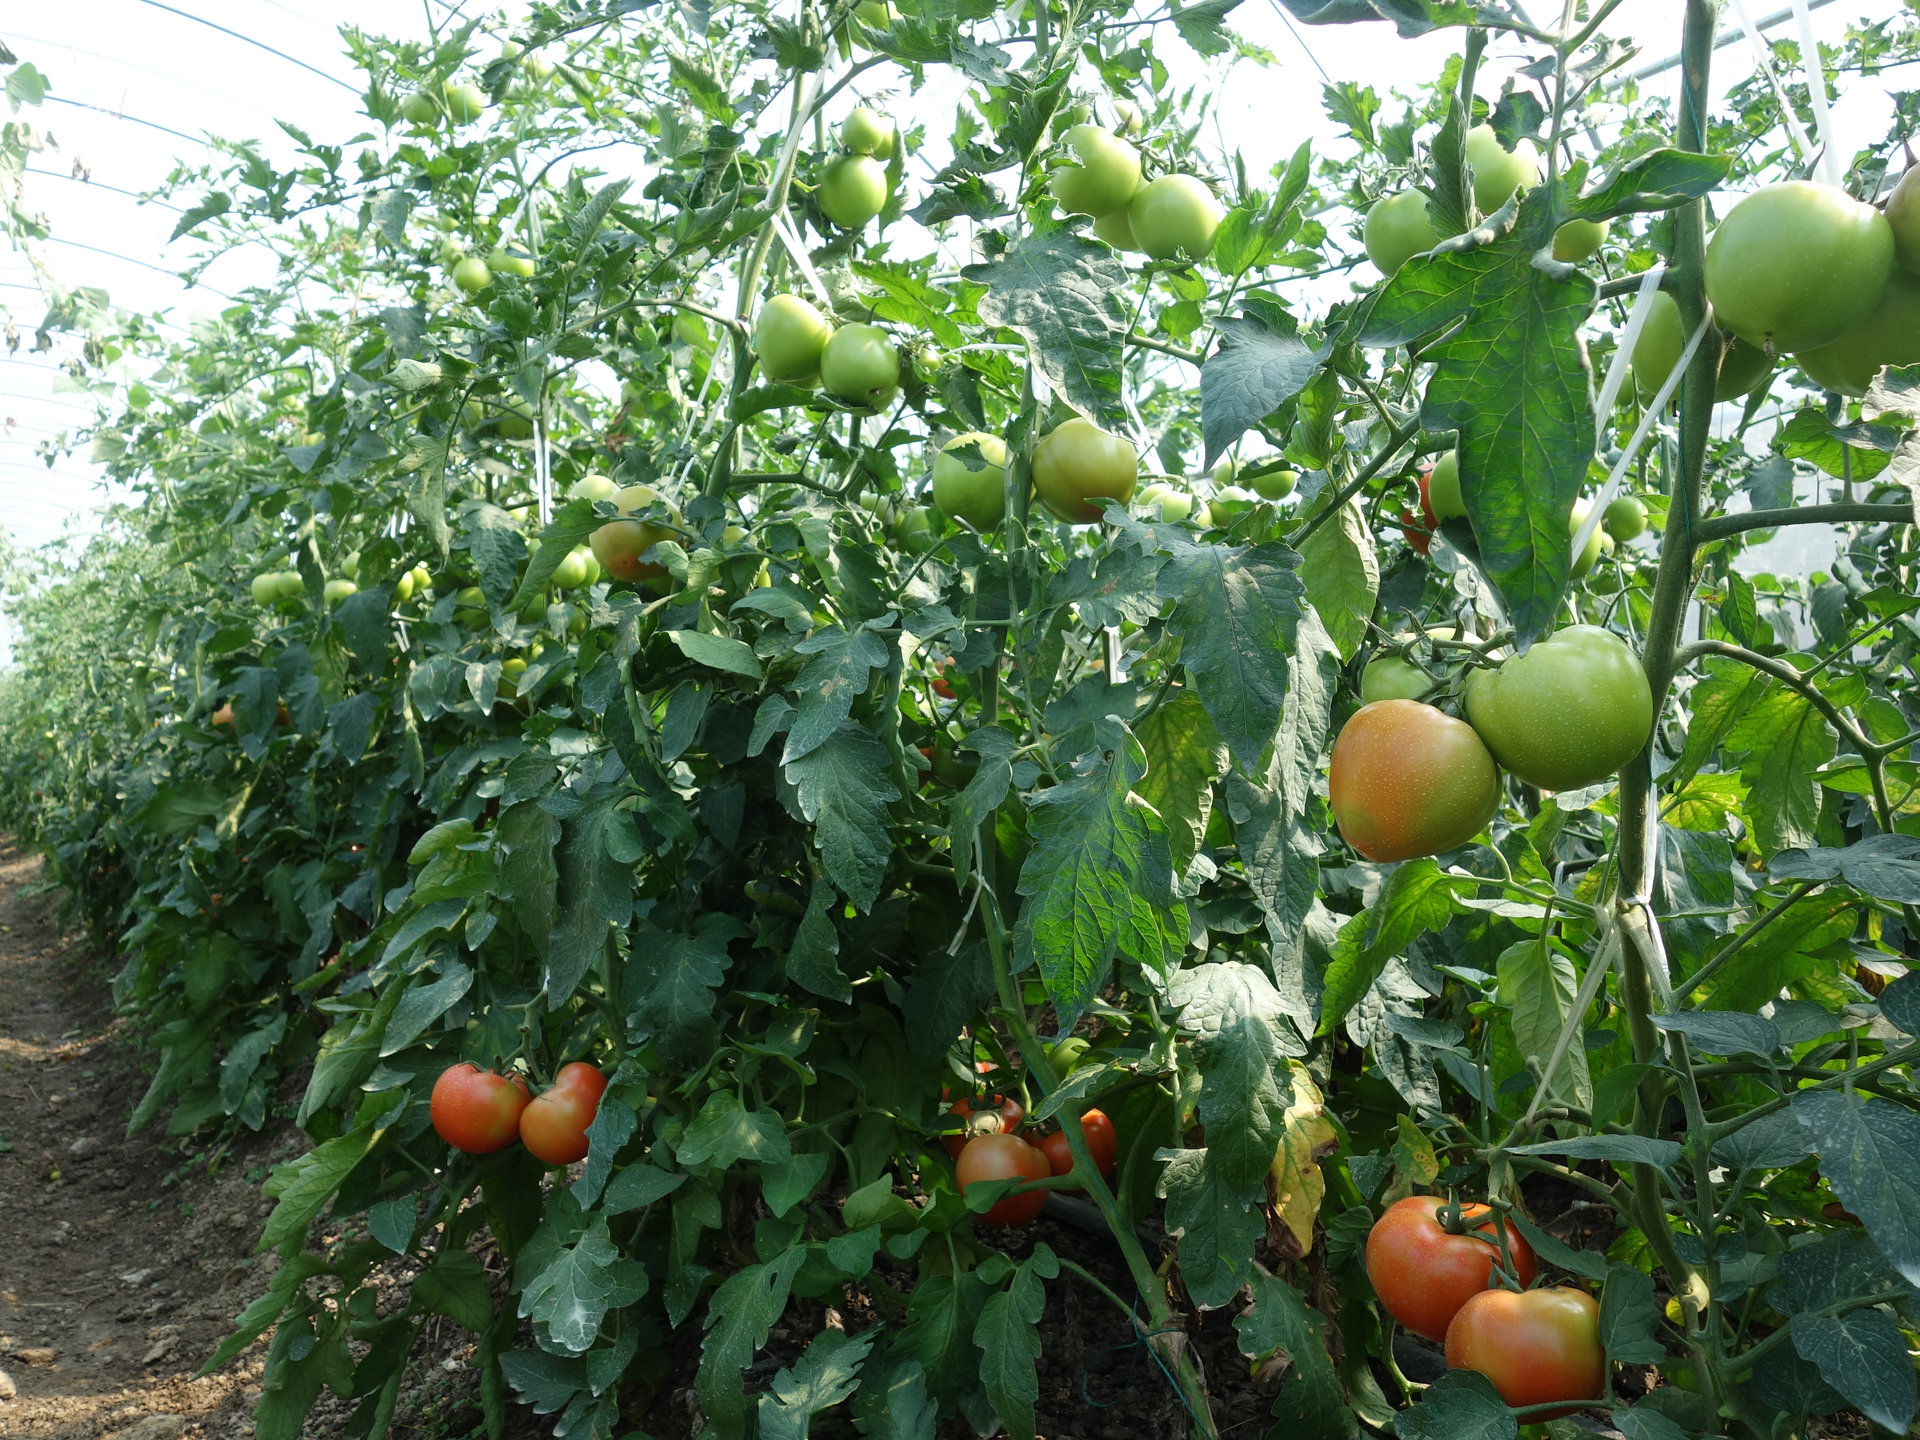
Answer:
1446;1287;1605;1415
1365;1196;1539;1341
1398;471;1441;554
956;1133;1051;1227
1328;700;1501;862
430;1063;531;1154
519;1061;607;1165
1037;1109;1117;1189
931;660;957;700
211;703;235;728
940;1092;1025;1159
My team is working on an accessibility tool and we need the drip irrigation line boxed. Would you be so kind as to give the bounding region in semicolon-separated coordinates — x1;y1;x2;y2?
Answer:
129;0;361;94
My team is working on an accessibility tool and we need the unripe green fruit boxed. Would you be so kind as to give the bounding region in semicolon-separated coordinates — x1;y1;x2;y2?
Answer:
324;578;359;606
818;154;889;229
1364;190;1443;276
1705;181;1894;355
441;80;486;124
452;256;492;294
841;107;895;159
1048;124;1142;217
571;473;620;504
1552;217;1608;262
1465;124;1540;214
400;90;438;125
1603;495;1647;542
753;294;834;385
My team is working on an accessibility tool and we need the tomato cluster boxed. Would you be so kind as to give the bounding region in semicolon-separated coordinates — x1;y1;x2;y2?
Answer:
1331;625;1654;862
941;1081;1118;1229
430;1060;606;1165
1367;1197;1605;1414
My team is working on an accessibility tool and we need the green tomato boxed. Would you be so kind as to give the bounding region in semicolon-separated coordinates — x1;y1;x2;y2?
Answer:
274;571;306;601
1136;482;1208;525
1465;124;1540;215
570;473;620;505
1360;628;1457;706
395;570;416;604
819;323;899;409
819;154;889;229
324;578;359;607
1886;165;1920;274
1632;292;1775;405
1604;495;1648;543
1364;190;1443;277
400;90;439;125
841;107;895;159
931;432;1011;530
854;1;898;28
1208;484;1258;520
499;656;527;699
1248;466;1298;501
1049;124;1143;218
550;546;593;589
1426;451;1465;522
1109;97;1144;137
1128;174;1222;262
441;80;487;124
1705;181;1894;354
894;504;938;554
410;563;433;593
1568;499;1606;579
1552;217;1608;262
250;573;282;606
451;256;492;294
1031;418;1137;524
489;249;536;278
1464;625;1653;792
1047;1036;1093;1072
1794;268;1920;396
1092;206;1139;252
754;294;834;385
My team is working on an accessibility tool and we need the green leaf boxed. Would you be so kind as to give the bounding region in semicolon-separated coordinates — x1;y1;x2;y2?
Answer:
781;626;890;765
1394;1369;1516;1440
1237;1268;1357;1440
1158;538;1308;773
974;1247;1058;1438
1727;686;1837;856
1172;962;1308;1209
698;1251;807;1439
677;1089;792;1169
1320;861;1456;1035
1770;1233;1911;1314
1651;1010;1781;1060
1172;0;1246;56
1778;408;1896;483
962;230;1130;432
1357;186;1595;645
786;878;851;1003
1200;313;1331;467
1703;891;1854;1014
1507;1213;1609;1282
757;1328;876;1440
782;722;900;912
668;628;764;680
414;1249;494;1332
600;1162;686;1215
1014;722;1187;1026
260;1122;381;1251
1791;1310;1917;1433
1566;149;1731;221
628;913;740;1067
1297;497;1380;662
171;190;233;243
518;1217;648;1355
1793;1089;1920;1288
380;961;473;1056
1133;691;1228;871
1157;1145;1269;1308
1496;937;1590;1111
948;725;1017;889
1770;833;1920;903
1507;1134;1683;1167
1599;1264;1665;1364
546;784;634;1003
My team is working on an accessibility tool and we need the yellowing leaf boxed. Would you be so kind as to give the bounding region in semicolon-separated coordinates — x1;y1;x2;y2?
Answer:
1267;1061;1338;1257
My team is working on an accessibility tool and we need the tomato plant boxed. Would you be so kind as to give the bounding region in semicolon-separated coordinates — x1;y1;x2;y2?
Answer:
430;1063;532;1154
956;1132;1051;1228
1365;1196;1537;1341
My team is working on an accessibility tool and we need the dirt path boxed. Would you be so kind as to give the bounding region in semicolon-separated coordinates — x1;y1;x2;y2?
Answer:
0;841;281;1439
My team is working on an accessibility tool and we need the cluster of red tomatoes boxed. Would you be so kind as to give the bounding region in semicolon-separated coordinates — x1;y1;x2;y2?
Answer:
430;1060;606;1165
1368;1196;1605;1414
942;1089;1118;1228
1330;624;1655;862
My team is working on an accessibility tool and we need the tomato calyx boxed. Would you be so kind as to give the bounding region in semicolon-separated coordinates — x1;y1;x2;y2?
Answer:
1434;1195;1529;1287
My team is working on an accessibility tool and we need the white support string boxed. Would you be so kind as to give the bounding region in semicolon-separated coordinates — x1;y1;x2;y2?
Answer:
1790;0;1843;188
767;208;835;312
1572;300;1712;566
1726;0;1818;171
1593;266;1666;441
